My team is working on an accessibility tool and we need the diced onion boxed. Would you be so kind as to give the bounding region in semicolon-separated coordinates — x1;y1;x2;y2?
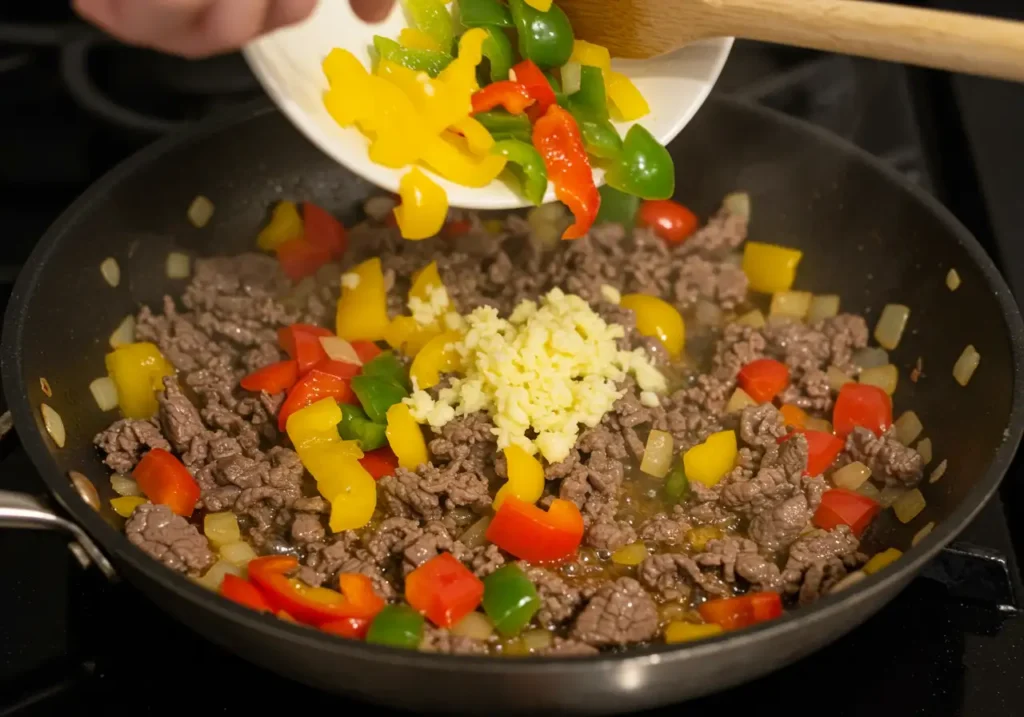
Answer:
852;347;889;370
197;559;242;591
912;521;936;546
220;540;258;567
878;484;905;508
320;336;362;365
187;195;215;228
807;294;840;324
893;410;923;445
829;570;866;594
723;192;750;219
695;300;723;327
874;304;910;350
451;612;494;640
640;429;673;478
916;437;933;465
857;481;881;501
109;315;136;348
769;291;812;319
561;62;582;95
41;403;65;448
946;269;961;291
893;488;926;523
459;516;492;549
89;376;119;411
735;309;765;329
527;203;568;251
725;387;757;414
521;629;553;652
832;461;870;491
364;195;397;221
166;252;191;279
110;473;142;496
804;417;832;433
827;366;853;392
100;257;120;287
860;364;898;395
204;512;241;548
40;377;53;397
953;345;980;386
611;542;648;566
929;458;948;483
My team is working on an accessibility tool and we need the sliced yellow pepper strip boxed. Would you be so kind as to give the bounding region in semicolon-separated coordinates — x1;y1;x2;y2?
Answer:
742;242;804;294
494;445;545;509
683;430;737;487
409;260;448;306
606;70;650;121
336;257;391;341
453;116;495;156
437;28;487;95
610;541;648;566
665;622;724;644
323;49;372;127
619;293;685;357
386;403;429;469
385;316;443;357
421;133;507;188
863;547;902;575
399;27;442;51
523;0;553;10
394;167;448;240
570;40;611;71
111;495;147;518
256;200;303;252
375;61;468;136
105;342;174;419
409;330;463;390
325;459;377;532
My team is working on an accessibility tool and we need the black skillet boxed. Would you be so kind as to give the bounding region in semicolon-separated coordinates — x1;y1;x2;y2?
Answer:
1;95;1022;714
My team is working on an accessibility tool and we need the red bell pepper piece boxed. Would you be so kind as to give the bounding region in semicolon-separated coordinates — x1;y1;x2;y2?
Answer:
278;324;333;375
699;591;783;631
486;497;584;563
220;574;273;612
132;448;200;517
247;556;385;626
511;60;556;117
532;105;599;240
277;364;356;431
310;359;362;381
320;617;371;640
302;202;347;259
737;358;790;403
240;359;299;395
351;340;382;363
405;552;484;628
359;447;399;480
813;488;880;537
637;199;699;244
276;237;332;281
442;219;473;238
833;383;893;438
778;404;808;430
471;81;535;114
779;429;844;476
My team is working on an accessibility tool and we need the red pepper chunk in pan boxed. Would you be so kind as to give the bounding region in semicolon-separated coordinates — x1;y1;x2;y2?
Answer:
132;448;200;517
405;552;484;628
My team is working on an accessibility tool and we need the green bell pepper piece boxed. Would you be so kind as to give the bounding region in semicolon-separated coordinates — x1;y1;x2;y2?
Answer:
567;65;620;158
605;124;675;200
361;351;411;391
575;118;622;159
350;375;409;423
508;0;574;69
402;0;455;52
459;0;512;27
475;110;532;143
544;70;568;107
481;26;514;82
373;35;452;78
366;605;425;649
492;139;548;205
595;185;640;226
664;459;691;503
338;403;388;451
481;565;540;637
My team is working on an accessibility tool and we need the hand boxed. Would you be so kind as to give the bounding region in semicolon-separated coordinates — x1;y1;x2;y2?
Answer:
73;0;397;59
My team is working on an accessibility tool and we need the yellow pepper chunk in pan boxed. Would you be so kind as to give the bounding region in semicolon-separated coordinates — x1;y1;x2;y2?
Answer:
618;293;685;358
336;257;390;342
105;342;174;419
409;330;463;390
256;200;303;252
394;167;448;240
494;445;545;509
386;403;429;469
742;242;804;294
683;430;738;488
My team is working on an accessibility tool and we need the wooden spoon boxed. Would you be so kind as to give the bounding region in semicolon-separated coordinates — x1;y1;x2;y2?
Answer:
557;0;1024;82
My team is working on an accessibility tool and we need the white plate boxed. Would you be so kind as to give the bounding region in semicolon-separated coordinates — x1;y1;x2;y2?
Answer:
243;1;733;210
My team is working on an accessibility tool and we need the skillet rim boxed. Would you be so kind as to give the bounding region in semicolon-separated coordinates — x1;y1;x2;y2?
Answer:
3;95;1022;675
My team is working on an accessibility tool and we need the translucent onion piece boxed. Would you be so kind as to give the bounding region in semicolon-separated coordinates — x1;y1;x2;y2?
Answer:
878;484;905;508
912;521;936;546
611;542;648;566
640;429;673;478
893;488;926;524
725;387;757;414
769;291;812;320
852;346;889;370
220;540;258;567
832;461;870;490
929;458;948;483
197;559;242;591
459;516;492;549
859;364;898;395
40;377;52;397
109;315;136;348
946;268;961;291
451;612;494;640
526;203;568;252
827;366;853;392
166;252;191;279
953;345;980;386
521;629;553;652
204;512;242;548
110;473;142;497
893;410;923;445
857;481;881;501
320;336;362;365
804;417;833;433
100;257;120;287
364;195;397;221
187;195;215;228
807;294;840;324
89;376;118;412
41;403;65;448
829;570;866;594
735;309;765;329
874;304;910;350
916;437;933;465
695;300;723;327
70;470;101;511
723;192;750;219
560;61;582;94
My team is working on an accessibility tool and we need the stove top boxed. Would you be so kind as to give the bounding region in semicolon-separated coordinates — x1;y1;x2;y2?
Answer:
3;5;1024;715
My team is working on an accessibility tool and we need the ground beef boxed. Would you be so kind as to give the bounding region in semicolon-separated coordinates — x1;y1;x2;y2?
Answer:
124;503;214;575
638;553;730;600
570;577;659;647
523;565;583;628
638;507;691;545
94;418;171;473
302;532;395;598
377;464;490;521
584;519;637;552
782;525;865;601
747;493;812;552
156;376;205;452
290;513;325;545
739;404;787;451
420;626;490;655
844;427;923;487
427;413;498;474
541;637;600;656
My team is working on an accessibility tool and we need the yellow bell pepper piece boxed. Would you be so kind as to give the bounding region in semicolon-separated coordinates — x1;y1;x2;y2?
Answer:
385;316;443;356
610;541;648;566
386;403;429;469
438;28;487;95
394;167;448;240
686;525;723;552
409;260;448;306
285;396;344;453
570;40;611;71
452;116;495;156
863;547;902;575
523;0;553;10
494;445;545;509
421;133;507;188
323;48;369;91
619;293;685;357
399;27;442;51
110;495;147;518
683;430;737;487
665;622;724;644
322;49;372;128
326;459;377;532
742;242;804;294
409;330;463;390
336;257;390;342
375;61;468;136
105;342;174;419
256;200;303;252
606;70;650;121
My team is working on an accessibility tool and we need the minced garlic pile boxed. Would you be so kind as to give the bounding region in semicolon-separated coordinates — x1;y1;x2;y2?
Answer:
404;288;666;463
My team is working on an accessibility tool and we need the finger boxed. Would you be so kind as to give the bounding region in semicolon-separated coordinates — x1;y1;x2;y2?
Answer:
74;0;214;46
350;0;396;23
265;0;319;31
184;0;272;56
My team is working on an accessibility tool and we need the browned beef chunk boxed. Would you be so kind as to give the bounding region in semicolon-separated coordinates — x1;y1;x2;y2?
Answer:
125;503;213;575
94;418;170;473
570;577;659;647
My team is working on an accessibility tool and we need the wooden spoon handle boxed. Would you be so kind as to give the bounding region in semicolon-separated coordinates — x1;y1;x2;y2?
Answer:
702;0;1024;82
